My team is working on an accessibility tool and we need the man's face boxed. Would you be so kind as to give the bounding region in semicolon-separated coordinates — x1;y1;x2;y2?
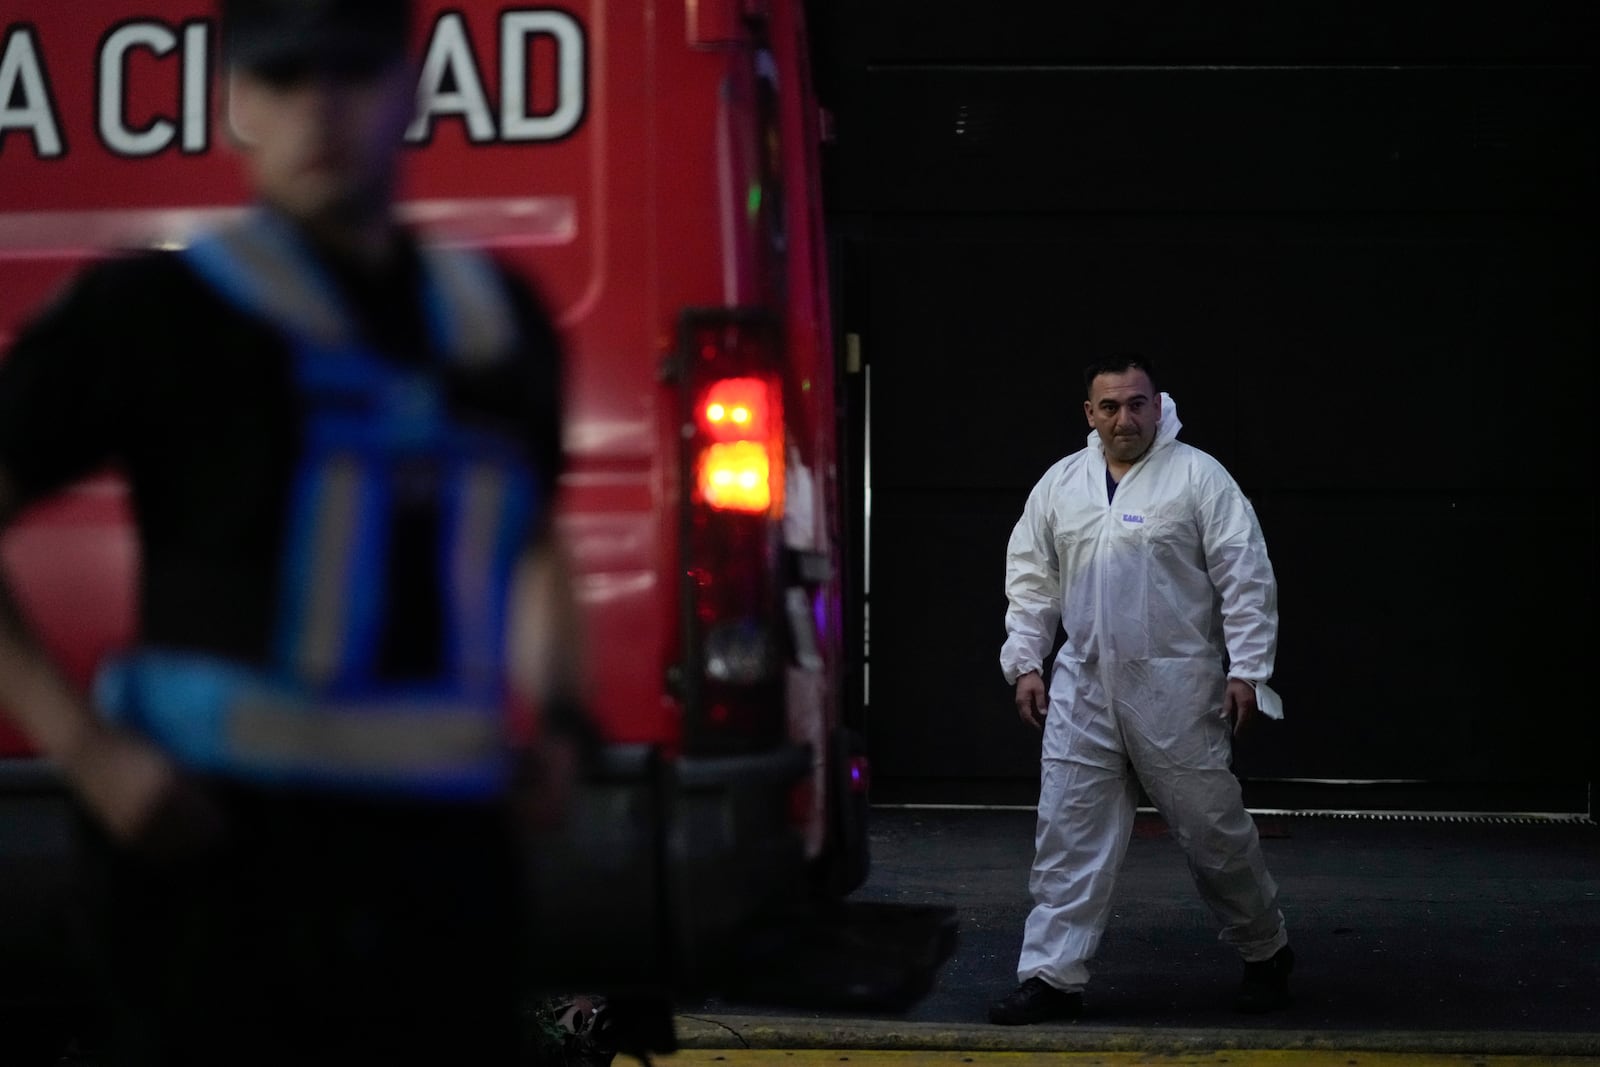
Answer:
227;59;414;225
1085;368;1162;466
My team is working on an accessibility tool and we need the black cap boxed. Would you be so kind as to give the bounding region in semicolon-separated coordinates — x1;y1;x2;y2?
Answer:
221;0;412;76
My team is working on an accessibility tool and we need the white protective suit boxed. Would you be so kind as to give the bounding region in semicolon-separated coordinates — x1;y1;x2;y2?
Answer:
1000;394;1287;992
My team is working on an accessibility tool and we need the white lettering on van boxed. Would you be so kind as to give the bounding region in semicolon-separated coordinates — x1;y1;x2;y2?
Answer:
408;12;497;144
7;8;586;163
98;20;210;158
181;22;208;153
408;8;587;146
500;11;585;142
0;25;65;159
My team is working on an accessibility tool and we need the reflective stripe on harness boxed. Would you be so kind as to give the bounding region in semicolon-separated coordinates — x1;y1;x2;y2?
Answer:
95;651;507;795
178;209;518;357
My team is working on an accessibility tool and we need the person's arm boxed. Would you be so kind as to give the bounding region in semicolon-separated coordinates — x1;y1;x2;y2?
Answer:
1195;464;1281;734
0;471;97;763
0;254;222;850
494;261;592;821
1001;463;1066;730
0;471;217;849
505;528;592;825
507;530;588;724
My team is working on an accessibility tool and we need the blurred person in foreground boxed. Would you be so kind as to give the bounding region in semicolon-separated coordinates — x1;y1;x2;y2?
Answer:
991;354;1293;1024
0;0;590;1062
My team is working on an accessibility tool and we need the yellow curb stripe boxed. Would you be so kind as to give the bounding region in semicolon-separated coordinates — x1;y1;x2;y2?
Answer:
657;1052;1600;1066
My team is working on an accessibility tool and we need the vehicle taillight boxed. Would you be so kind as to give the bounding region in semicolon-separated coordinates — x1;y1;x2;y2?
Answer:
700;441;772;513
697;375;776;513
676;311;786;755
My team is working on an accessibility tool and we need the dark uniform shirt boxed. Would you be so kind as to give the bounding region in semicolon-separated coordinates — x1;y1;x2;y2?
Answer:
0;227;563;679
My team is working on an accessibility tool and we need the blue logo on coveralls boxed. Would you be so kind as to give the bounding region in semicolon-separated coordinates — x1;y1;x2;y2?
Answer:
1122;513;1145;524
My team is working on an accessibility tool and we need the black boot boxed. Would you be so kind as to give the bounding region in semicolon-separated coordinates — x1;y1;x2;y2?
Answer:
1235;944;1295;1013
989;977;1083;1025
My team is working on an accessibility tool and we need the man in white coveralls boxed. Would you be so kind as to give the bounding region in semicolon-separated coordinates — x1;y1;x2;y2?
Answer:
990;353;1294;1025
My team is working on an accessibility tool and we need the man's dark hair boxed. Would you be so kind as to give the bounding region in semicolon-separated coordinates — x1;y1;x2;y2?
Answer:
221;0;412;77
1082;353;1157;397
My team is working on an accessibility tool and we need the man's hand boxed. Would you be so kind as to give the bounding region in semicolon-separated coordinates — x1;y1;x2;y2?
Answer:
1015;671;1047;731
63;729;224;855
1220;678;1260;736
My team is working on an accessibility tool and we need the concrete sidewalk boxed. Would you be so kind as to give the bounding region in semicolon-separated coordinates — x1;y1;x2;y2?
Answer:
677;807;1600;1056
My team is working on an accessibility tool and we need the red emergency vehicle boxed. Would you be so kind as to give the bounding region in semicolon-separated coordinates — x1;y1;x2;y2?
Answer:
0;0;951;1023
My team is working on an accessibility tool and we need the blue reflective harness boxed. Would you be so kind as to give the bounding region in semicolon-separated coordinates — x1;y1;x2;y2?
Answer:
95;211;538;797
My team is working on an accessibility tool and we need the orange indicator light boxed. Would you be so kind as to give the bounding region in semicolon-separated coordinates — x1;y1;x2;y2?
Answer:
699;441;771;512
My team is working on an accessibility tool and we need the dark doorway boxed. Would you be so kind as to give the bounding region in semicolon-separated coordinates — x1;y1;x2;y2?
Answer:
815;1;1598;813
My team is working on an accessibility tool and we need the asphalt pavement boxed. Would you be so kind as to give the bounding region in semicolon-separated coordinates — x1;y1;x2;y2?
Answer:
679;805;1600;1058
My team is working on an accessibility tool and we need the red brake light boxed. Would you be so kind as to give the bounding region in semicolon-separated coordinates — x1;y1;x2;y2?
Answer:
700;377;771;441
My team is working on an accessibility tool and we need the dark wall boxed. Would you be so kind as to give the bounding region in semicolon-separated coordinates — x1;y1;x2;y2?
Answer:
814;2;1598;810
